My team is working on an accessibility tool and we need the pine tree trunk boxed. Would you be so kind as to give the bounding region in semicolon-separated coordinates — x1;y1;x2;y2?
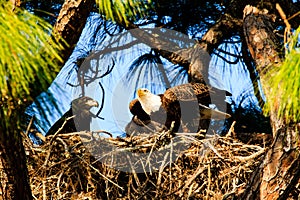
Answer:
53;0;94;64
0;109;32;200
241;5;300;199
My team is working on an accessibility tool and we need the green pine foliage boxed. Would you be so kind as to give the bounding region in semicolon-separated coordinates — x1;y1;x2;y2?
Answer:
0;2;63;104
0;1;64;130
96;0;152;25
265;27;300;123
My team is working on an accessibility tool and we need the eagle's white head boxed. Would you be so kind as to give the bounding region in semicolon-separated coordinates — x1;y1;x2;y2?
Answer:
137;88;162;115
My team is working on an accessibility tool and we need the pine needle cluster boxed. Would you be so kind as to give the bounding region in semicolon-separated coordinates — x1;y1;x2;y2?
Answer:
96;0;153;25
265;27;300;123
0;1;64;128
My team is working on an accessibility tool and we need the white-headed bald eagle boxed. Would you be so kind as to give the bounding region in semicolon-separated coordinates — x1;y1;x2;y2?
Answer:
126;83;231;134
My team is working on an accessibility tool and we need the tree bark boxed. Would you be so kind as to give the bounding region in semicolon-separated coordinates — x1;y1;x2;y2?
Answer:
241;5;300;199
53;0;95;65
0;107;32;200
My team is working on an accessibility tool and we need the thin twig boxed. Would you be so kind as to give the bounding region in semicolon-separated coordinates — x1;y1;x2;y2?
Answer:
78;155;124;190
25;116;34;136
49;116;75;144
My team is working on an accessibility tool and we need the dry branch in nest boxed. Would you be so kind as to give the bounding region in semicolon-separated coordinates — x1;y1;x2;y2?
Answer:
23;128;269;200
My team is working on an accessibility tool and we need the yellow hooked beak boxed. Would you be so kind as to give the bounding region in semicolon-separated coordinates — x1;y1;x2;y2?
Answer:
137;88;149;98
89;99;99;108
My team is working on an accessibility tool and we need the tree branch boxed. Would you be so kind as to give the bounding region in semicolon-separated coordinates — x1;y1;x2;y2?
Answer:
53;0;95;65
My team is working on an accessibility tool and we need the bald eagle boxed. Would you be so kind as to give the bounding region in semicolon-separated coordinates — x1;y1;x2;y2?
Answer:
46;96;99;136
127;83;231;134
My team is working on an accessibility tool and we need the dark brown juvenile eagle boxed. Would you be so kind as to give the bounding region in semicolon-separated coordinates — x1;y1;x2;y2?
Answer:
46;96;99;136
126;83;231;134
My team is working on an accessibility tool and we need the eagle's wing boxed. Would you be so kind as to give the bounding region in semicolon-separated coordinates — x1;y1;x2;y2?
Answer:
165;83;211;104
129;99;151;125
161;89;182;132
162;83;231;133
126;98;165;135
191;83;211;104
46;109;76;136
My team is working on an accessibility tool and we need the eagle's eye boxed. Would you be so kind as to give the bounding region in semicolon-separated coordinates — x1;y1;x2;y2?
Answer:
143;89;148;93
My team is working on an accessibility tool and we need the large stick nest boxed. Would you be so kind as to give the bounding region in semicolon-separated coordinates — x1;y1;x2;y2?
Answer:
23;128;270;199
